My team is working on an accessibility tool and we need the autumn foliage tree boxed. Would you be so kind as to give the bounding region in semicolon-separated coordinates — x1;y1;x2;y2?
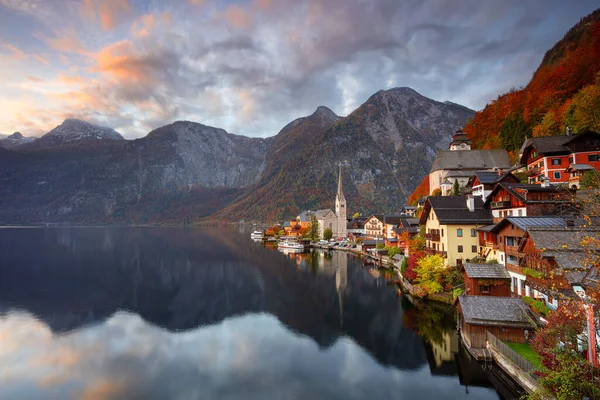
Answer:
529;302;600;400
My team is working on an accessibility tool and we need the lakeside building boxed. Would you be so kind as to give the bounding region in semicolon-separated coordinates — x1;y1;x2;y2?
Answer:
462;263;511;297
419;195;493;266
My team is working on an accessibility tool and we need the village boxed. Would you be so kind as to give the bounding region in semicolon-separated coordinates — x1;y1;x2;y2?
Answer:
256;127;600;397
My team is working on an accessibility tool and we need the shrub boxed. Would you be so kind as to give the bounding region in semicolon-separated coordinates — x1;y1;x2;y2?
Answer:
523;296;551;317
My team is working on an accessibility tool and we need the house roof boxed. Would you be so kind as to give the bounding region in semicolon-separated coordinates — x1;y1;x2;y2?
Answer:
383;215;404;226
457;296;540;328
519;131;600;164
392;254;405;262
463;263;510;279
477;224;496;232
420;196;493;225
430;149;510;173
367;214;384;223
314;209;334;219
484;182;572;207
490;216;568;234
525;227;600;252
566;163;595;172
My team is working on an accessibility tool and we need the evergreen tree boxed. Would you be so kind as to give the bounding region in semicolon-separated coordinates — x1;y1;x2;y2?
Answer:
452;180;461;196
500;113;531;151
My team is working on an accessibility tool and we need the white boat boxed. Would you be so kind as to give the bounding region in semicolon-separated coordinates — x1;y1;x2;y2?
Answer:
277;240;304;250
250;231;263;239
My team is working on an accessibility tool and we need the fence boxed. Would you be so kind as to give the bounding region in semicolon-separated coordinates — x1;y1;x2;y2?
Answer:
486;331;539;381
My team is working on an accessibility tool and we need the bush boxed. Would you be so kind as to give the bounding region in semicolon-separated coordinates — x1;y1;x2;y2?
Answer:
400;258;408;274
387;246;402;258
376;243;385;249
523;296;551;316
323;228;333;240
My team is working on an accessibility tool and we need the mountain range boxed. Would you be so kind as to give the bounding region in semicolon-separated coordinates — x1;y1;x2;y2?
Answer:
0;87;473;224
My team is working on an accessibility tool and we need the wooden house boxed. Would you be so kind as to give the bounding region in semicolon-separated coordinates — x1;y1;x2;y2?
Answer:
456;295;540;349
517;226;600;308
488;217;567;296
519;130;600;185
467;171;519;201
462;263;511;297
484;182;573;222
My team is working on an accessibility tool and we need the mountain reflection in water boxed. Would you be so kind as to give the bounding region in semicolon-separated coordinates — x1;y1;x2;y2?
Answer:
0;227;503;399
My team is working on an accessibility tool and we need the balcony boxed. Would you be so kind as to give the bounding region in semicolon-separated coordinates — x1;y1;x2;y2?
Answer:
424;232;440;241
505;263;523;275
504;245;522;257
526;167;541;177
490;200;511;209
425;248;447;257
484;240;499;250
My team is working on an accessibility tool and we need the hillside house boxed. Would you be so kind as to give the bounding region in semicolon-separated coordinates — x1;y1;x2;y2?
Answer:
487;217;567;296
466;171;519;200
457;296;540;349
565;164;596;189
517;226;600;308
419;196;493;266
428;129;511;195
484;182;573;222
519;130;600;186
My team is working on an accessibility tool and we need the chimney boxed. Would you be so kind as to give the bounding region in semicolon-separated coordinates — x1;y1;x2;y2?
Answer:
566;126;573;136
466;194;475;212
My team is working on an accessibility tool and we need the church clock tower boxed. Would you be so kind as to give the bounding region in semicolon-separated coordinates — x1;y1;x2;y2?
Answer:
335;163;347;238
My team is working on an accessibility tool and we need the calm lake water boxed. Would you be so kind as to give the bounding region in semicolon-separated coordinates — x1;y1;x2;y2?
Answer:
0;227;518;399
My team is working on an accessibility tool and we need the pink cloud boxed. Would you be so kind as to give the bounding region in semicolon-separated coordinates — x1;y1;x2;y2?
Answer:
79;0;134;31
223;5;252;29
0;41;27;60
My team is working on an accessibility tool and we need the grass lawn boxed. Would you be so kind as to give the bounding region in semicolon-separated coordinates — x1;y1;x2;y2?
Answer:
507;342;544;371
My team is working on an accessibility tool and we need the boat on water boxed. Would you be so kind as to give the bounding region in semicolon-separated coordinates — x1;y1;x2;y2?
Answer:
250;231;264;239
277;240;305;250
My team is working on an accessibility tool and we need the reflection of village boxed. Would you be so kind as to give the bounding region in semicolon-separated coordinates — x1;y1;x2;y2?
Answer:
276;244;521;396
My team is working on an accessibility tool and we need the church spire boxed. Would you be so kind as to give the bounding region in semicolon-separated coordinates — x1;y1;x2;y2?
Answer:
337;162;345;201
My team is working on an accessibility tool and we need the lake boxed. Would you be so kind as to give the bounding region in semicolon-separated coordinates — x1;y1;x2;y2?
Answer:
0;227;518;399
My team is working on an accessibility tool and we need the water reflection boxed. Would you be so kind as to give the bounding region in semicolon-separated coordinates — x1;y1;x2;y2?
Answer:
0;227;504;399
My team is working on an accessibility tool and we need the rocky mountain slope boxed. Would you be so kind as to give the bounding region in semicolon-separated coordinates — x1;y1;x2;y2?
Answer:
0;88;472;224
21;119;124;149
215;87;474;221
0;132;36;149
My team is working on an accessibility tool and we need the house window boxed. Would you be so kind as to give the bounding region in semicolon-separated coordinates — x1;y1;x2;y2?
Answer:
540;160;544;168
479;285;490;293
458;245;463;253
532;151;538;158
552;158;561;165
554;171;561;179
589;154;599;162
472;245;477;253
442;243;444;251
569;155;574;164
457;228;463;237
520;279;526;294
518;209;523;216
441;229;444;237
470;228;476;237
512;277;517;292
509;210;513;216
500;254;504;262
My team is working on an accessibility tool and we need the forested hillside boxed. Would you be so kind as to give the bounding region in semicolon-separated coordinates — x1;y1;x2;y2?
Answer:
464;8;600;157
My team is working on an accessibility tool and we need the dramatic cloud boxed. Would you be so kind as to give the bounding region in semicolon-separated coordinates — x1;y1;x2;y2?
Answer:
0;0;598;138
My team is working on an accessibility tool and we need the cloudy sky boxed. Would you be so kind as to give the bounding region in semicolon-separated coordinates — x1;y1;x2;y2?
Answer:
0;0;598;139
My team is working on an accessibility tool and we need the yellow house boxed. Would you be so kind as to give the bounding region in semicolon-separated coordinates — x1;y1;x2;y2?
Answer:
419;196;493;266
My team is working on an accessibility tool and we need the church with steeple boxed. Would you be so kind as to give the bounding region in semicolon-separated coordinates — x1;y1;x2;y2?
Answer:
334;163;347;238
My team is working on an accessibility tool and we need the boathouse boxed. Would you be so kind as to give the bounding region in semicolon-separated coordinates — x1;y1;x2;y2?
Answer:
456;296;540;349
462;263;511;297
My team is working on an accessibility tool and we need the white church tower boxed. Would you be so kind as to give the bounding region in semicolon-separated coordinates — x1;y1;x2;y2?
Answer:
335;163;347;238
